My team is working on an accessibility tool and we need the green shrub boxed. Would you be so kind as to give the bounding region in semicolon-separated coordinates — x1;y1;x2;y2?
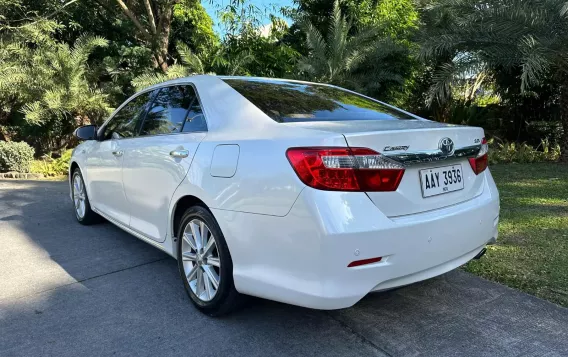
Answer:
488;138;560;164
0;141;35;173
30;149;73;177
526;121;564;147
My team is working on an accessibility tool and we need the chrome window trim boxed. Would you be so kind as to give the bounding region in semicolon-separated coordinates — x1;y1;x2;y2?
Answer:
103;130;208;143
385;144;481;166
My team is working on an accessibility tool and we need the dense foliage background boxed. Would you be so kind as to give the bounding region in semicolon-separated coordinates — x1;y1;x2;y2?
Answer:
0;0;566;164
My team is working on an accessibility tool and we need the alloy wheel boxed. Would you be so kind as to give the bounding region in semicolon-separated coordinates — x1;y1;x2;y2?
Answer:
181;219;221;302
73;174;86;219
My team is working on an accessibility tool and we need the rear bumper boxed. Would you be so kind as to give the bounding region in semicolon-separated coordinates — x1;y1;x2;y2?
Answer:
213;170;499;309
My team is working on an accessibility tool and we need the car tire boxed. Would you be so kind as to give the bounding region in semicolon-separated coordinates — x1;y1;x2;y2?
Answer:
71;168;101;225
177;205;244;316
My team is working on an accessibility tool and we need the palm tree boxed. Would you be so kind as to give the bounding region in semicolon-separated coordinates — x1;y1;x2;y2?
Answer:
296;0;378;86
420;0;568;162
296;0;409;96
132;43;255;90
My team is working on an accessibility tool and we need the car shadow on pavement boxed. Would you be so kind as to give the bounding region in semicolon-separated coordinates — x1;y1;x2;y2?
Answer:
2;180;568;357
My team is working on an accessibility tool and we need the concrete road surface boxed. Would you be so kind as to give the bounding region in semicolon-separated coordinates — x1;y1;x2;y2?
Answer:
1;180;568;357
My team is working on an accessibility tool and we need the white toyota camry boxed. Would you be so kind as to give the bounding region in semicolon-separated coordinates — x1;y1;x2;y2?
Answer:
69;75;499;316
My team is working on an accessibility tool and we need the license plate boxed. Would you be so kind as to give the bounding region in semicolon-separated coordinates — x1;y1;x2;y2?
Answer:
419;164;464;198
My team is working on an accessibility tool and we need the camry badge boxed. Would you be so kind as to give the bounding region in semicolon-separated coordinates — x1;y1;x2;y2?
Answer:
383;145;409;152
438;137;454;155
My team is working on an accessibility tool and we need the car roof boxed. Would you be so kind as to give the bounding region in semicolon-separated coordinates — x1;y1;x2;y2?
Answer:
218;76;327;86
141;74;331;92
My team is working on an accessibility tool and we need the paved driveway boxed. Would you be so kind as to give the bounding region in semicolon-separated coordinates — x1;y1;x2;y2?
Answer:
1;180;568;357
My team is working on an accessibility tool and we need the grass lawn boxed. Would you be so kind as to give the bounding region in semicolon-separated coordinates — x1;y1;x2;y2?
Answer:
464;163;568;307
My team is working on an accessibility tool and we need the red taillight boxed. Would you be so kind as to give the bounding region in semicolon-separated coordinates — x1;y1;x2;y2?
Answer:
469;137;488;175
286;147;405;191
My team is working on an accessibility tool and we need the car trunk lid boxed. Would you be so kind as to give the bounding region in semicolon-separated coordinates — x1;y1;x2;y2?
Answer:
285;120;486;217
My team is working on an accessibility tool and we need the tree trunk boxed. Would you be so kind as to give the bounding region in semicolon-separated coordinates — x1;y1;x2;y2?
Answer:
559;79;568;163
154;52;169;72
155;5;174;73
114;0;176;73
0;127;10;142
0;112;12;142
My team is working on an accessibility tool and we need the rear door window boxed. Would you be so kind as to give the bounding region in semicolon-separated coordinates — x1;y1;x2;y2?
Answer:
182;91;207;133
223;79;414;123
140;86;195;136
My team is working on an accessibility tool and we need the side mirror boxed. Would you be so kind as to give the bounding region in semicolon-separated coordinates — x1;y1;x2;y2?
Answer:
74;125;97;141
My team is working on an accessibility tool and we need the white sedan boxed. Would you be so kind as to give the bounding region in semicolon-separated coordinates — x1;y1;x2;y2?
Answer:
70;75;500;316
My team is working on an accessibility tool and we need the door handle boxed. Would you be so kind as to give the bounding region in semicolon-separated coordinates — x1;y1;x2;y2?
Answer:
170;149;189;158
112;150;123;157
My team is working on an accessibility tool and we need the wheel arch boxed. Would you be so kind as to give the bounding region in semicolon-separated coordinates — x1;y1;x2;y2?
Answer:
70;161;80;175
68;161;80;200
170;194;210;258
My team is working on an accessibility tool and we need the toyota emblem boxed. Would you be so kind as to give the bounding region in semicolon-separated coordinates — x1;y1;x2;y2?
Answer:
439;137;454;155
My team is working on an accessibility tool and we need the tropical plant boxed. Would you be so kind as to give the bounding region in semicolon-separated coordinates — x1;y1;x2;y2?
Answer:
0;31;112;153
131;43;255;90
0;18;59;142
419;0;568;162
488;138;561;164
295;0;409;96
132;43;208;90
215;1;300;78
30;149;73;176
171;0;219;56
296;0;376;86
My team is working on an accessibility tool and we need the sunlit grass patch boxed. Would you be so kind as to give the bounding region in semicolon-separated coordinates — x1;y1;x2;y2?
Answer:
465;163;568;307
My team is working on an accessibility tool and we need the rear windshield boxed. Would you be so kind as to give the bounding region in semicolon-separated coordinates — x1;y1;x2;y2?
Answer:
223;78;414;123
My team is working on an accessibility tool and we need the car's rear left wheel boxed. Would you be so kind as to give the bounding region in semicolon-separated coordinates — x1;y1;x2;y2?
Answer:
177;206;244;316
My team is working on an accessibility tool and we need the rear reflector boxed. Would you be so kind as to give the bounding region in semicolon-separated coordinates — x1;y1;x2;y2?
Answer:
468;138;488;175
286;147;405;191
347;257;382;267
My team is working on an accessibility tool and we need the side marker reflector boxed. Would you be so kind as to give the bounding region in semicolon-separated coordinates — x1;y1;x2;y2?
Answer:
347;257;382;267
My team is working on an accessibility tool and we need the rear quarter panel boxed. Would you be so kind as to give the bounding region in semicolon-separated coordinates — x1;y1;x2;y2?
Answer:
185;132;349;216
167;130;349;258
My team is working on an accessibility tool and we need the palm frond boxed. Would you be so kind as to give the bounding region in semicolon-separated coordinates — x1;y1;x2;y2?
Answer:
20;101;46;125
427;62;459;106
131;72;168;91
420;0;568;104
176;43;206;74
561;2;568;17
227;51;255;76
301;21;327;64
518;35;551;91
328;0;348;74
71;35;108;64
